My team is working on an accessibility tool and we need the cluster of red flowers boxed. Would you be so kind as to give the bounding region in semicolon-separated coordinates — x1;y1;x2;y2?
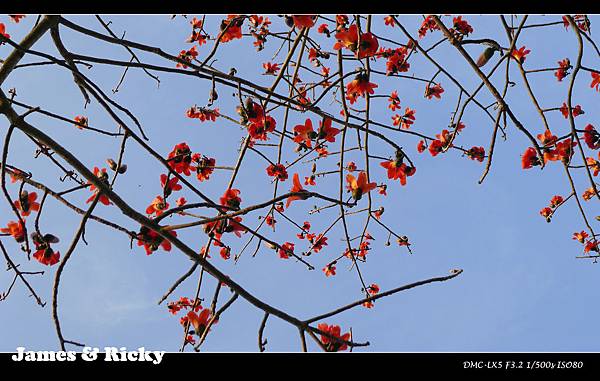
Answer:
249;15;271;51
187;17;207;46
362;283;380;309
186;106;220;122
241;100;277;141
466;146;486;162
450;16;474;39
392;107;416;130
167;296;216;344
333;24;379;59
292;117;340;150
219;15;244;43
572;230;599;255
381;46;411;76
539;195;564;222
563;15;590;32
176;46;198;69
418;16;440;38
559;103;584;119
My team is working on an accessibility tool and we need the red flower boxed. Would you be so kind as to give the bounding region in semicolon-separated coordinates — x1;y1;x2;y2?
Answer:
521;147;540;169
573;231;589;244
323;263;337;277
168;143;193;176
466;146;485;162
160;174;182;197
192;154;216;182
286;173;308;208
380;160;416;186
279;242;295;259
554;139;577;163
176;197;187;207
146;196;169;217
318;118;340;143
591;72;600;92
311;234;328;253
220;188;241;210
384;16;395;27
429;129;453;157
537;130;558;147
86;167;112;205
417;140;427;153
291;15;316;29
265;215;276;227
266;163;288;181
74;115;88;129
317;23;330;35
1;221;25;243
33;247;60;266
304;176;316;186
582;187;595;201
539;207;553;221
346;171;377;200
584;240;599;253
136;226;177;255
0;23;10;39
14;190;40;217
8;15;25;24
555;58;571;82
346;73;378;104
424;83;444;99
190;153;216;182
186;308;215;337
317;323;351;352
293;118;315;148
550;195;564;208
220;247;231;260
583;124;600;150
510;46;531;64
262;62;280;75
245;102;277;141
333;24;379;59
347;161;357;172
388;91;401;111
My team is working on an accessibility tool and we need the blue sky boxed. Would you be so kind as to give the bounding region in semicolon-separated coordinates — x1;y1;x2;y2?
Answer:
1;14;599;352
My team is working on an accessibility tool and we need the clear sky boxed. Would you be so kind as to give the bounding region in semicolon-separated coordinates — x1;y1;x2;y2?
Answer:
1;14;599;352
